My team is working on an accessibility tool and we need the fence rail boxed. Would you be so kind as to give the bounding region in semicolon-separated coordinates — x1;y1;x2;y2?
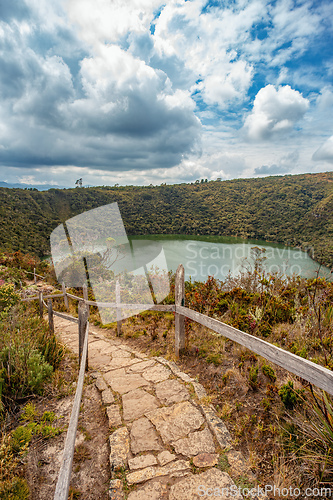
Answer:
20;264;333;499
54;320;89;499
22;266;333;396
176;304;333;395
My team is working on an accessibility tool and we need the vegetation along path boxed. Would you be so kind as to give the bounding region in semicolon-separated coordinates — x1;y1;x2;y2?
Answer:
54;315;263;500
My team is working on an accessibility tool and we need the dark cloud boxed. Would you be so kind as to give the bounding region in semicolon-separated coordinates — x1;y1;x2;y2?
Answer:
254;164;288;175
0;114;200;171
0;12;201;174
254;150;299;176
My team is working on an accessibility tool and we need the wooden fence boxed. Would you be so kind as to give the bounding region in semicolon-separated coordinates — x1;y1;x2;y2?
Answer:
33;296;89;499
21;264;333;499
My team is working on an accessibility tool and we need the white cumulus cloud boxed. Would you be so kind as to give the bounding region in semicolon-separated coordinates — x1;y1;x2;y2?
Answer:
243;85;309;141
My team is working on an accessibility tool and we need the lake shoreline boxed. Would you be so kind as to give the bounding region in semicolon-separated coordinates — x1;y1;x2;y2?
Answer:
129;234;331;282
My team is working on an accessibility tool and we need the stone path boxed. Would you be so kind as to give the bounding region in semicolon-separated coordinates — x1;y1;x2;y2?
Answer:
54;317;262;500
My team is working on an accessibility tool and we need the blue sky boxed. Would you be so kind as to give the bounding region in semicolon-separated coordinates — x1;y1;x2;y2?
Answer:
0;0;332;187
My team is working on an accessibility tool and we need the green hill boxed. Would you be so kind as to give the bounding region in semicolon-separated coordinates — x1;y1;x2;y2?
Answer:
1;172;333;267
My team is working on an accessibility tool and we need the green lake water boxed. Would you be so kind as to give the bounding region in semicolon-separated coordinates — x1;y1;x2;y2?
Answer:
129;234;331;282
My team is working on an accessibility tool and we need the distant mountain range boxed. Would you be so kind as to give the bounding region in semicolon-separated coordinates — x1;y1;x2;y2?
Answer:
0;181;67;190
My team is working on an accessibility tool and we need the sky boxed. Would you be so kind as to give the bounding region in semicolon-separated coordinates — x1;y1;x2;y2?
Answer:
0;0;332;188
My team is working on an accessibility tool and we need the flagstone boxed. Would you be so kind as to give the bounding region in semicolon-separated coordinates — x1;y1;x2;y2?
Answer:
87;340;112;351
128;454;157;470
142;364;170;383
130;417;163;454
106;405;122;428
145;401;204;444
192;453;219;468
127;359;156;373
89;353;112;368
95;376;108;392
155;379;190;405
112;349;132;358
107;357;142;370
122;388;159;421
108;479;123;500
169;468;243;500
102;388;115;405
157;450;176;466
104;369;150;394
172;427;215;457
109;427;130;470
126;460;191;484
127;481;168;500
200;404;232;450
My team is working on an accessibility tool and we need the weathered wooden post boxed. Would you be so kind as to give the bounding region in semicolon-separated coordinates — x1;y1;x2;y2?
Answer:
33;268;36;284
38;291;43;318
78;301;89;371
62;282;69;309
48;299;54;334
83;284;89;318
116;280;122;337
175;264;185;358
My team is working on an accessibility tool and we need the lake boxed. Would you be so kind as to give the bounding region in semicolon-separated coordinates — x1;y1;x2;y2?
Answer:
129;234;331;282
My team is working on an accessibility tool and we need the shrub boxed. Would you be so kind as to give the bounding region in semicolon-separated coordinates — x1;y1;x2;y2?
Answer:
0;344;53;401
0;402;63;498
27;351;53;394
20;402;38;422
283;388;333;483
10;426;33;454
0;305;64;409
41;410;56;423
248;364;259;390
279;381;303;409
0;284;20;319
261;364;276;382
0;477;30;500
259;322;272;338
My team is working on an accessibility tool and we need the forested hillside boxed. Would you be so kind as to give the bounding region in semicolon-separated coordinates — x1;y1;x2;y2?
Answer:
0;172;332;266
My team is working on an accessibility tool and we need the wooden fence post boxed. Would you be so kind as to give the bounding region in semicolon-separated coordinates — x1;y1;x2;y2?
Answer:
83;284;89;318
175;264;185;358
62;282;69;309
48;299;54;333
116;280;122;337
39;291;43;318
83;284;88;302
78;302;89;371
34;268;36;284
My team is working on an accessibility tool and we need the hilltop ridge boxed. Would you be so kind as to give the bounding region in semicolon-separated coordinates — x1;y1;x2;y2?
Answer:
0;172;332;266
